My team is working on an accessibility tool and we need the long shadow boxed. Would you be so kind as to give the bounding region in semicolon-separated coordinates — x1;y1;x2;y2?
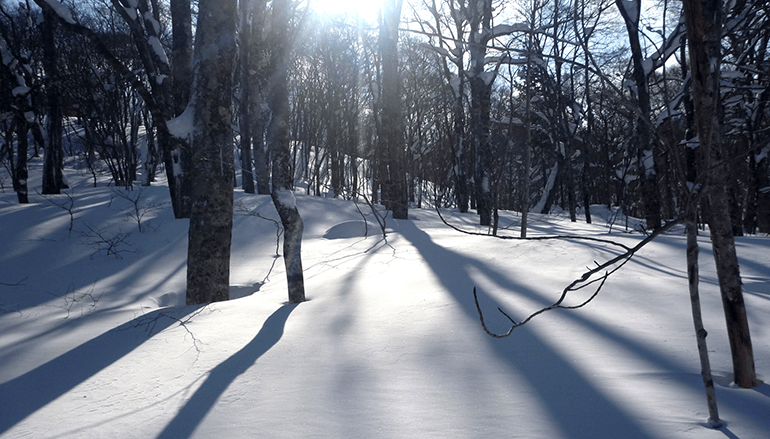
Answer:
396;220;770;435
0;306;199;435
395;220;660;439
155;304;297;439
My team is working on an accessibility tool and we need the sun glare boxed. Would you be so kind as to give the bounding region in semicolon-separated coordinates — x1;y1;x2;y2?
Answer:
310;0;381;22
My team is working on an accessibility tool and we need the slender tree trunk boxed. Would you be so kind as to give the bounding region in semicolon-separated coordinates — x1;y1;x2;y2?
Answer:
681;0;756;388
616;0;660;230
686;215;721;426
521;34;533;238
14;115;29;204
186;0;237;305
268;0;305;303
239;0;255;194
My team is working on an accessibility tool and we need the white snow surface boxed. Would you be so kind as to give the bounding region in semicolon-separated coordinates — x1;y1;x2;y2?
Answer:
0;159;769;439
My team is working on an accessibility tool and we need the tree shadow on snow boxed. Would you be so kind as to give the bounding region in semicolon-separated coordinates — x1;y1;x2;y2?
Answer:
396;219;770;437
395;220;662;439
155;303;297;439
0;306;201;435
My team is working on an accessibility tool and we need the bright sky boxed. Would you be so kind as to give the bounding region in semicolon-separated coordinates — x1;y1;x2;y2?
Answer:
309;0;382;22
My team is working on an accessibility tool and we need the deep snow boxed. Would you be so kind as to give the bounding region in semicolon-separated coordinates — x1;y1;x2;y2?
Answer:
0;159;768;438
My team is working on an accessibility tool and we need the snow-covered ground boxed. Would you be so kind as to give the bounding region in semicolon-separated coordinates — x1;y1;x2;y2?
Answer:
1;160;768;438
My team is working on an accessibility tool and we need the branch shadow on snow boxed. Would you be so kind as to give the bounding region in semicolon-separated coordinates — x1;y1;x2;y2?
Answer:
395;218;770;436
395;220;657;438
155;303;297;439
0;306;201;435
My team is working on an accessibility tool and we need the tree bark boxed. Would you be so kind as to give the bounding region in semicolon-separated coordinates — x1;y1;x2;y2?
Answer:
379;0;408;219
41;6;65;195
686;216;721;425
268;0;305;303
239;0;255;194
616;0;661;230
186;0;238;305
681;0;756;388
14;115;29;204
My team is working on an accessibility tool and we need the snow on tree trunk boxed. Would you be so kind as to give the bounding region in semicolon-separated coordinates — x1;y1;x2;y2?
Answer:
468;0;493;227
616;0;661;231
171;0;193;118
268;0;305;303
681;0;756;388
185;0;237;305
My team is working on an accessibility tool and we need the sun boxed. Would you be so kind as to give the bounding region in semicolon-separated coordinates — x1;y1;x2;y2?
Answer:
309;0;382;22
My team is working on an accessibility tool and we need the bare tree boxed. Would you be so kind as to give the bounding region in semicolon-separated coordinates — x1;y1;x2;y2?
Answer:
267;0;305;303
680;0;756;389
186;0;238;304
378;0;408;219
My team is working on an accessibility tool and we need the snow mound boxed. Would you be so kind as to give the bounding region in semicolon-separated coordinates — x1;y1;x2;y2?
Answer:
323;220;371;239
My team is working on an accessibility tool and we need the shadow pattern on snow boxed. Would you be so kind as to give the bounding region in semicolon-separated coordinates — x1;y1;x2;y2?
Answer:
155;303;297;439
0;306;201;435
395;218;770;437
395;220;659;439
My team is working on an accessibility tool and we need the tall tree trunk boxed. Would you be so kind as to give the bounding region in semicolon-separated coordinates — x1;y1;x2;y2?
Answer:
14;115;29;204
379;0;408;219
166;0;194;217
186;0;238;305
41;6;65;195
268;0;305;303
171;0;192;117
248;0;271;195
468;0;493;227
681;0;756;388
239;0;255;194
616;0;661;230
521;33;533;237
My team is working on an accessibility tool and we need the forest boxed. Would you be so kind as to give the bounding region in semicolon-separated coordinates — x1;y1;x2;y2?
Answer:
3;0;768;232
0;0;769;436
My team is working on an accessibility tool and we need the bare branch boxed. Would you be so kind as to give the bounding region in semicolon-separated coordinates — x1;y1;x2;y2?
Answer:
474;219;683;337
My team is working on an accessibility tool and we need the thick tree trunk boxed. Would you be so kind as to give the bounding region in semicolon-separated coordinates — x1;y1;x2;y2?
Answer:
467;0;494;227
681;0;756;388
186;0;237;305
171;0;193;117
756;148;770;233
379;0;408;220
268;0;305;303
41;7;65;195
167;0;194;217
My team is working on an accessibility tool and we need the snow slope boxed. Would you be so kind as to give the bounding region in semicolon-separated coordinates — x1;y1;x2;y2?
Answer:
0;161;768;438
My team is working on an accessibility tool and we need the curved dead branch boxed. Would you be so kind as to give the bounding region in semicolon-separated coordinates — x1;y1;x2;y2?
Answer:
474;219;682;338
